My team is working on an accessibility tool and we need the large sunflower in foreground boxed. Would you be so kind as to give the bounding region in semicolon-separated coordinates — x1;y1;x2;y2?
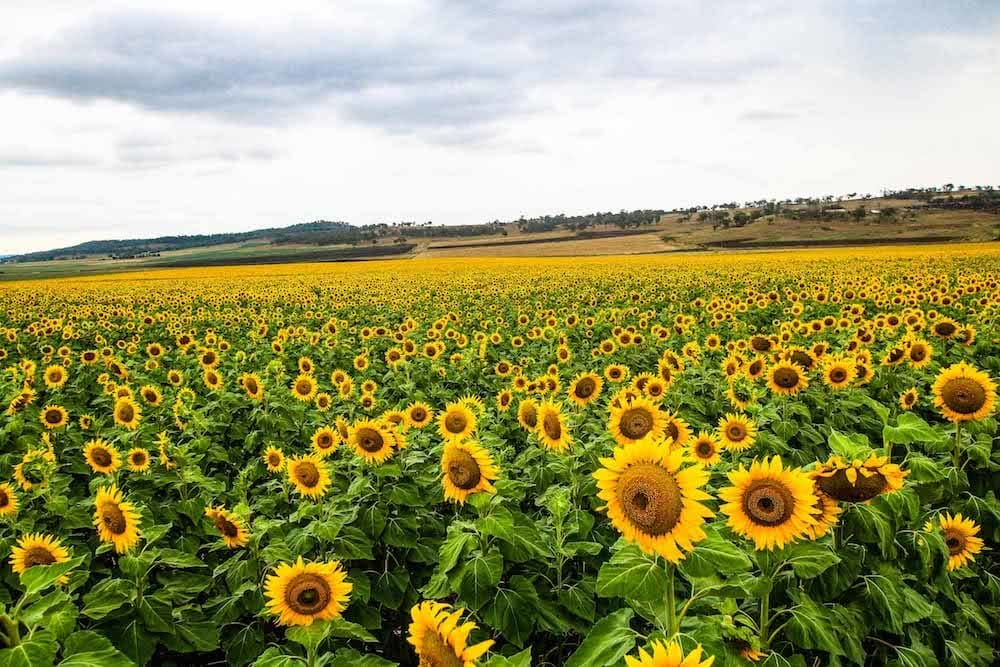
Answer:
264;557;352;626
719;456;820;550
931;362;997;423
286;455;332;498
438;402;477;443
608;396;667;446
84;438;122;475
9;533;71;581
716;413;757;452
536;401;572;452
408;601;494;667
349;419;395;464
441;441;499;504
625;640;715;667
94;484;142;553
593;438;713;562
924;512;984;571
205;505;250;548
811;455;907;503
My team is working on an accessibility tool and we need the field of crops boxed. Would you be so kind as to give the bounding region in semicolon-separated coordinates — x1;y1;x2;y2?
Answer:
0;245;997;667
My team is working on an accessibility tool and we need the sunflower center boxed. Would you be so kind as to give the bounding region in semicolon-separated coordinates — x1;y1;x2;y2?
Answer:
356;427;385;453
742;479;795;526
285;573;332;616
317;433;333;449
665;422;679;442
411;408;427;422
521;406;537;429
815;467;886;502
268;453;281;467
245;379;259;394
941;378;987;414
773;367;800;389
447;450;482;490
727;424;746;441
696;441;714;457
935;321;956;336
0;490;8;507
575;377;596;398
45;410;62;424
294;462;321;487
791;351;812;369
910;347;926;361
944;530;965;555
295;379;312;395
118;404;135;422
445;412;468;434
102;504;128;535
131;452;147;466
542;412;562;440
92;448;113;467
418;631;464;667
830;368;847;382
616;463;683;536
215;517;240;538
23;547;57;567
620;407;653;439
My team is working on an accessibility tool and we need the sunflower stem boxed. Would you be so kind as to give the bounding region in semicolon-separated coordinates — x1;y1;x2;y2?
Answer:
758;586;771;650
664;562;678;638
0;615;19;647
952;421;962;469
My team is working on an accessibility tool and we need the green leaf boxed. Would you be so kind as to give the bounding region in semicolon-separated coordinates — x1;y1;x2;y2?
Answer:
223;625;265;667
157;549;206;568
883;413;945;447
325;648;397;667
59;631;134;667
857;393;889;424
828;429;871;460
137;595;173;634
785;593;845;657
459;549;504;609
596;543;669;603
286;621;328;652
438;528;476;574
564;608;636;667
481;575;539;648
0;631;58;667
679;528;752;578
485;648;532;667
861;573;905;634
326;618;377;642
111;620;154;666
781;541;841;578
20;556;85;595
251;647;301;667
82;579;135;620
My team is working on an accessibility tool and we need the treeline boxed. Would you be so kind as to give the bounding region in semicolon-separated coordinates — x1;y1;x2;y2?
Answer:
514;210;664;234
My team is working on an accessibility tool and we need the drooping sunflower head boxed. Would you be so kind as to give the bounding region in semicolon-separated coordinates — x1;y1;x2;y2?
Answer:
408;601;494;667
0;483;19;517
406;401;434;428
716;413;757;452
9;533;71;580
624;640;715;667
349;419;395;464
719;456;820;550
259;447;283;473
568;372;603;407
205;505;250;549
767;362;808;396
811;454;908;503
311;426;339;457
286;455;332;497
925;512;983;571
608;396;667;446
438;402;477;443
84;438;122;475
93;484;142;553
593;439;714;562
689;431;722;466
441;440;499;504
264;557;352;626
931;362;997;423
536;401;572;452
112;397;141;430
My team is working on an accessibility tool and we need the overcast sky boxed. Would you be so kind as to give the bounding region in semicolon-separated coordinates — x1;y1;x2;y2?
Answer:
1;1;998;254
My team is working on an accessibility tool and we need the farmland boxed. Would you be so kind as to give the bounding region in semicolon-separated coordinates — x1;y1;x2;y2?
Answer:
0;244;997;666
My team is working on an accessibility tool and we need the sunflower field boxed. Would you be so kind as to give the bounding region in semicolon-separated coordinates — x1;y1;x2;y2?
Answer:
0;245;998;667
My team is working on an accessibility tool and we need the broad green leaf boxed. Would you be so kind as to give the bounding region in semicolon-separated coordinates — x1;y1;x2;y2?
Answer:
20;556;85;595
485;648;531;667
564;608;636;667
82;579;135;620
0;631;58;667
596;543;669;603
781;541;841;578
325;648;397;667
481;575;539;648
883;413;946;448
458;549;504;609
59;631;134;667
679;529;752;578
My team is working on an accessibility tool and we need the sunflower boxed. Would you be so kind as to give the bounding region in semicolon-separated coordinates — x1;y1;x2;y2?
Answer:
604;364;630;383
924;513;984;571
140;385;162;406
930;317;959;338
663;411;692;448
441;440;499;504
94;484;142;553
726;377;755;410
608;396;667;446
906;339;933;368
127;447;151;472
821;357;855;390
113;397;141;430
408;601;494;667
349;419;395;464
240;373;265;400
205;505;250;549
9;533;71;582
438;402;477;443
517;398;539;431
39;404;69;429
767;362;808;396
593;439;713;561
286;455;332;498
931;362;997;423
15;449;53;491
804;484;841;540
311;426;339;458
0;483;18;517
290;373;318;402
263;446;284;472
84;438;122;475
568;372;603;407
899;387;918;411
689;431;722;466
264;557;352;626
811;455;907;502
717;413;757;452
536;401;572;452
719;456;820;550
624;640;714;667
405;401;433;428
496;389;513;412
43;365;68;390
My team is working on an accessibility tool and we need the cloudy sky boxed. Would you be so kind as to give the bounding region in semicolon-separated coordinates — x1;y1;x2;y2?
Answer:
1;1;998;254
